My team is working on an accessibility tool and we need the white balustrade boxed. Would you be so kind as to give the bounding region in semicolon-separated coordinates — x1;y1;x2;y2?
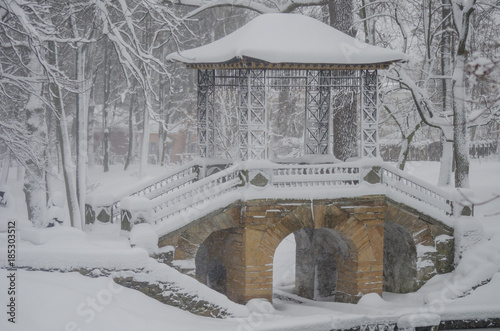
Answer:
101;159;459;227
271;164;360;188
380;166;454;216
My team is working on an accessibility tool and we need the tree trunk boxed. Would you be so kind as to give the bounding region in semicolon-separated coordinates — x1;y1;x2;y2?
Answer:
158;45;168;166
87;85;96;168
1;151;10;185
139;100;150;178
23;53;47;227
453;55;470;188
47;40;81;228
438;137;454;186
359;0;376;44
124;90;136;170
397;123;420;171
452;1;476;188
332;90;357;160
102;39;112;172
139;18;152;178
328;0;358;161
76;42;89;226
437;0;454;186
329;0;355;37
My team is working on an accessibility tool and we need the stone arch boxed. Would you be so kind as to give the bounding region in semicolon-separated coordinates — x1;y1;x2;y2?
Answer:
207;257;227;294
383;221;418;293
173;205;240;261
194;227;239;295
385;203;455;287
241;203;384;304
244;204;314;273
293;228;355;302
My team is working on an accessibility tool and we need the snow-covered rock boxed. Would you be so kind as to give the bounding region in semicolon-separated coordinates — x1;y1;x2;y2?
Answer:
246;298;275;315
357;293;386;306
120;196;153;230
129;223;158;254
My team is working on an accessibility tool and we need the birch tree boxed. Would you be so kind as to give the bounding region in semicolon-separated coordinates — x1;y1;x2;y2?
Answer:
451;0;476;188
362;0;498;188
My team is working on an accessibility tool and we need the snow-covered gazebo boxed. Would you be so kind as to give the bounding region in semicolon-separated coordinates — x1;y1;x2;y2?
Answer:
167;14;407;160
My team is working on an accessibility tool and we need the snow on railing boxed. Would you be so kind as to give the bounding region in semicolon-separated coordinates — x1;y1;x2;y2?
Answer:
152;164;245;222
99;159;461;229
85;159;233;225
271;163;360;188
379;164;454;216
109;162;201;223
151;161;363;223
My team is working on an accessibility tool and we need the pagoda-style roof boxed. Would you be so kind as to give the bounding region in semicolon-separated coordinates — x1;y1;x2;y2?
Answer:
167;14;408;70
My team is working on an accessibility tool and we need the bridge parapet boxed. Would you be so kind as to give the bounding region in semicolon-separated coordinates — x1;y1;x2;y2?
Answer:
151;160;368;224
87;158;470;232
151;160;470;229
152;165;245;222
381;167;453;215
373;162;472;219
270;162;360;187
84;159;232;225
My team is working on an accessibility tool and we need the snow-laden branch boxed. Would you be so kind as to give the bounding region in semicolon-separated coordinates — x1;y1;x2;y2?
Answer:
387;67;453;137
172;0;327;18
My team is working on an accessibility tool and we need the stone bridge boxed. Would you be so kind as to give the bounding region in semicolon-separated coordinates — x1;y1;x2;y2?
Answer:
158;194;455;304
84;159;463;305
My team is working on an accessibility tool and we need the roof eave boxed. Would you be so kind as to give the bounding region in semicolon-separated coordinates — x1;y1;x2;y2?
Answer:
181;56;406;70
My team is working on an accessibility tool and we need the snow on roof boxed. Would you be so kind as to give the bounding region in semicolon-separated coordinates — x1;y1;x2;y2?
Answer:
167;14;408;67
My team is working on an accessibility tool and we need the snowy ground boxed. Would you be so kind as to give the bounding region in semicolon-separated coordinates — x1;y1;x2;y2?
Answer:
1;160;499;331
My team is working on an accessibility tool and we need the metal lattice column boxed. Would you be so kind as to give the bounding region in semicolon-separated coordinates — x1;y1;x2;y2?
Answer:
197;69;216;158
304;70;331;154
361;69;379;158
238;69;267;160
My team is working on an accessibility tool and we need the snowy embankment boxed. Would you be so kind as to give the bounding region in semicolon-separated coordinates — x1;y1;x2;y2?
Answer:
2;226;149;270
0;269;245;331
0;160;499;331
0;222;248;314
